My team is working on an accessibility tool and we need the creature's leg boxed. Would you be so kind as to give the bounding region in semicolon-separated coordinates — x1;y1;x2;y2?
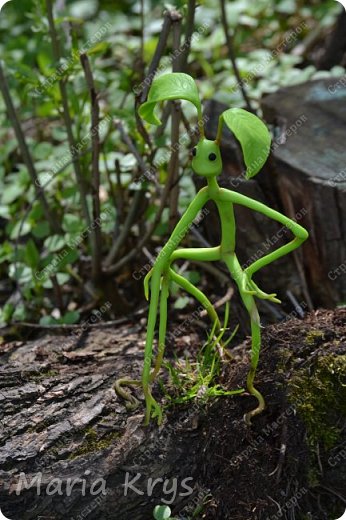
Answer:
150;272;169;382
150;247;222;381
169;269;221;331
223;253;265;425
143;267;165;425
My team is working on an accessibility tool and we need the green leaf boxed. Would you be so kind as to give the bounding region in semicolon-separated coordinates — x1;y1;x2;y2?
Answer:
0;241;13;264
153;505;172;520
139;73;202;125
32;222;50;239
9;221;31;240
39;315;59;326
219;108;271;179
60;310;80;324
9;263;32;284
87;41;110;56
62;214;84;234
69;0;98;18
42;272;70;289
1;183;24;205
33;142;53;160
0;302;15;325
44;235;66;253
57;249;79;269
25;239;40;269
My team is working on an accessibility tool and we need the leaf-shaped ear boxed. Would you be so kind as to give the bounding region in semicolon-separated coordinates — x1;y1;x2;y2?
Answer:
138;72;203;132
216;108;271;179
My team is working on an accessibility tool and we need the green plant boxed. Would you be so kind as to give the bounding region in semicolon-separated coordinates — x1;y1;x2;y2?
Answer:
115;72;309;426
162;303;243;404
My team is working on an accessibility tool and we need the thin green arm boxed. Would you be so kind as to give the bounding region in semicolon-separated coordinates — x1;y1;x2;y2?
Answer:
219;188;309;276
157;187;209;265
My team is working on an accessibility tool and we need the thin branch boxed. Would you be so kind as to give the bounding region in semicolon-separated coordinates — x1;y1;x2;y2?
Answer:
0;61;59;233
45;0;91;227
140;0;145;78
104;189;144;268
104;175;174;275
80;53;102;282
134;10;175;150
7;310;147;331
114;158;125;226
169;15;183;232
139;10;174;103
102;152;118;217
115;119;149;174
104;121;148;267
179;0;196;71
219;0;253;112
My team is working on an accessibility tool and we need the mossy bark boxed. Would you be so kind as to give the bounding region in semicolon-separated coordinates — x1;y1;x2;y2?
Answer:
0;309;345;519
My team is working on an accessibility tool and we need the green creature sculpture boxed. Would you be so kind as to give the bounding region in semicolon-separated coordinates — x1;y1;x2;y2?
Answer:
116;73;309;426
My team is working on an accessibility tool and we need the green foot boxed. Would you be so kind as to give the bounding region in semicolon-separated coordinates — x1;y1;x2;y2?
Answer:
144;393;163;426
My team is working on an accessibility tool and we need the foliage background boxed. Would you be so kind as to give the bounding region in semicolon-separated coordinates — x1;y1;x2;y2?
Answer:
0;0;343;327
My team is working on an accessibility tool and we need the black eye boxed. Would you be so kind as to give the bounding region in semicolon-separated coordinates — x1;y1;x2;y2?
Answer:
208;152;217;161
192;147;197;156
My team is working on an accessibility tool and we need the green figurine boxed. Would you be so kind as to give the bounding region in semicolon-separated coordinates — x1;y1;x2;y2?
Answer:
116;73;309;426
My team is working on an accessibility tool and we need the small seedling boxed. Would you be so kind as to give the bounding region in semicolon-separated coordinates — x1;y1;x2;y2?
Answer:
115;72;309;426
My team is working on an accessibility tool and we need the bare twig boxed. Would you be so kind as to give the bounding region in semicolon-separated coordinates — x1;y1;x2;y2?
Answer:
140;0;145;78
7;310;146;331
139;10;174;103
219;0;253;112
102;152;118;216
179;0;197;71
318;484;346;504
104;175;174;275
192;260;230;286
80;53;102;282
45;0;91;228
115;119;149;174
104;189;144;268
104;121;148;267
0;61;59;233
114;158;125;226
200;286;234;317
169;14;183;232
134;10;176;150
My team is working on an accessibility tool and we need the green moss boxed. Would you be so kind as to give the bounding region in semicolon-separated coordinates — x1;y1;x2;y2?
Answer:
288;354;346;450
26;369;59;381
304;330;325;346
69;427;121;459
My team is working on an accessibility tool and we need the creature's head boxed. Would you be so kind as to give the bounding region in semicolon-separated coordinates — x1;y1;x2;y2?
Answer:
191;139;222;178
139;73;271;180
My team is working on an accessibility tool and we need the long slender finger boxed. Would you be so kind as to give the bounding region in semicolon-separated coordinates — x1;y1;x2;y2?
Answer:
248;280;281;303
144;268;154;301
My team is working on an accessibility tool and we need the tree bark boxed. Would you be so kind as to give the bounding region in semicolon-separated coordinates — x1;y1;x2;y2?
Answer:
0;308;345;519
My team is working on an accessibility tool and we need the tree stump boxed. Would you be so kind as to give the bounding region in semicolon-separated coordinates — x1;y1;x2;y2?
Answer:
200;78;346;310
261;78;346;307
0;309;345;519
